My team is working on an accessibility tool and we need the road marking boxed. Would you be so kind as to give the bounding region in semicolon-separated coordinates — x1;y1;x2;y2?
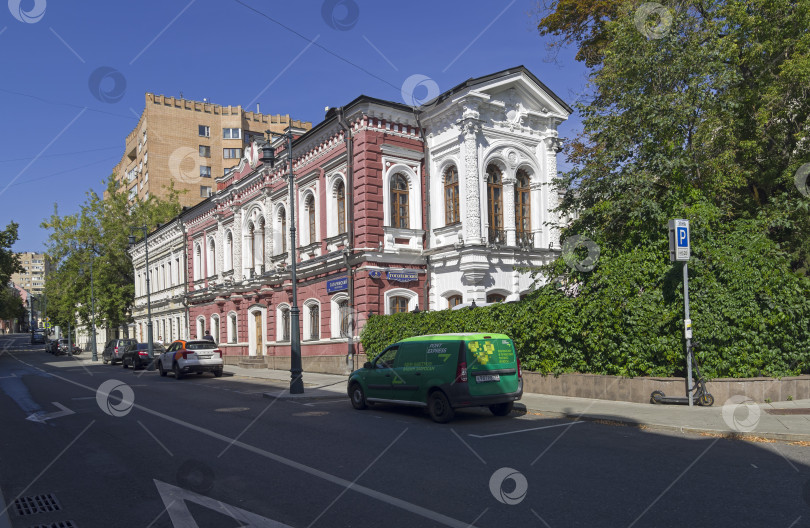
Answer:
468;421;583;438
26;402;75;423
155;480;293;527
17;359;473;528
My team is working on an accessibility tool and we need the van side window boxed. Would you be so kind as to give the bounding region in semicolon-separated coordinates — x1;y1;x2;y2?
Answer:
375;346;398;368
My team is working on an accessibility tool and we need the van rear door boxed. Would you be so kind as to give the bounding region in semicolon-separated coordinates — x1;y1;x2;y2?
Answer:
465;337;520;397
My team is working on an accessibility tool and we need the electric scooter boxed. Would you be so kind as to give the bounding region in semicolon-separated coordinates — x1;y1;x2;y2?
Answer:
650;341;714;406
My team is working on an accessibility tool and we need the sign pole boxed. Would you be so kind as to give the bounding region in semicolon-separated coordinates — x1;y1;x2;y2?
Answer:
683;261;692;407
669;219;693;407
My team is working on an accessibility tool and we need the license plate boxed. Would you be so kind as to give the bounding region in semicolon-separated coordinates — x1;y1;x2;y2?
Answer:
197;354;211;359
476;374;500;383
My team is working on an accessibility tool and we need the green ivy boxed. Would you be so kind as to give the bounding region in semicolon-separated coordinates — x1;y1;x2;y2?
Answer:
361;215;810;379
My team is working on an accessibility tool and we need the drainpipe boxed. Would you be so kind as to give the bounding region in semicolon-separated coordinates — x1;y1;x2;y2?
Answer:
181;221;190;341
337;107;355;371
414;110;431;311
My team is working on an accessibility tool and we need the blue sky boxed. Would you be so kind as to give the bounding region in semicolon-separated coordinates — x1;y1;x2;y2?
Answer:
0;0;589;252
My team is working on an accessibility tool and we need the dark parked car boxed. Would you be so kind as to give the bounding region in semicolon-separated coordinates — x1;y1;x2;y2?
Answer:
102;338;137;365
32;331;47;344
121;342;165;370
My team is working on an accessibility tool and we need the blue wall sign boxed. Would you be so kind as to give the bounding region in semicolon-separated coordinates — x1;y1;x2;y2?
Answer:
326;276;348;293
387;270;419;283
368;269;382;279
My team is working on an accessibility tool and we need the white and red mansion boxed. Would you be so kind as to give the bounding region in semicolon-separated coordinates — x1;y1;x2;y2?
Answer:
128;66;572;374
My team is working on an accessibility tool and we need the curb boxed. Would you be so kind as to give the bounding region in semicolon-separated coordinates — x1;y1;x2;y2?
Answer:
522;407;810;443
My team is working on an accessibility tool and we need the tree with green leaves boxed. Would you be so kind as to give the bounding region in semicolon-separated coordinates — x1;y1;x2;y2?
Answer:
527;0;810;377
0;222;23;321
41;174;182;335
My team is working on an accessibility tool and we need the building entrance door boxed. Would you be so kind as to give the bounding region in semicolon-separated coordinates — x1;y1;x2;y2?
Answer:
254;312;263;356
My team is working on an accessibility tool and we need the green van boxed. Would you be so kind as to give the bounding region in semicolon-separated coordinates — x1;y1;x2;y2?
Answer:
348;333;523;423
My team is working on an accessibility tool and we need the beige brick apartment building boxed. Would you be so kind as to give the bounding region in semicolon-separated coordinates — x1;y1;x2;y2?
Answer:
11;252;49;295
109;93;311;208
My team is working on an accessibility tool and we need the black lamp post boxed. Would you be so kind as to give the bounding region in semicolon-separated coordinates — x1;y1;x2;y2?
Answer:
90;249;98;361
258;128;304;394
128;227;154;363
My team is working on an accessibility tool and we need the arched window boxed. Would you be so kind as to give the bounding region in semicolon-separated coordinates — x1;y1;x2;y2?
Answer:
206;238;216;277
193;244;202;280
308;303;320;341
487;293;506;303
248;222;255;268
338;299;350;337
257;217;266;268
280;306;290;341
447;294;463;309
306;194;316;245
486;164;504;242
278;207;287;254
390;173;409;228
210;314;220;344
336;181;346;234
228;312;237;343
444;166;459;225
225;231;233;271
515;169;531;236
390;296;409;314
196;316;205;339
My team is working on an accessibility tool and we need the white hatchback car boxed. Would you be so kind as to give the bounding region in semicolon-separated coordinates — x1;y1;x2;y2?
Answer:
157;340;224;379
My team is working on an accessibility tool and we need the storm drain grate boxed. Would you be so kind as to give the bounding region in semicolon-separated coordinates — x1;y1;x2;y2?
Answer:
13;494;61;516
30;522;77;528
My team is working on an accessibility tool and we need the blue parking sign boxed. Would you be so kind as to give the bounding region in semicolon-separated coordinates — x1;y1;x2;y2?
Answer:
676;227;688;248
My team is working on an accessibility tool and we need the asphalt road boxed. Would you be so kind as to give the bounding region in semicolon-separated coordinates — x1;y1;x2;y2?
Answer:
0;333;808;528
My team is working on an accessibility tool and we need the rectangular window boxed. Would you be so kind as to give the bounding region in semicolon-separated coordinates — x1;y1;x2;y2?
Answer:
223;148;242;159
199;145;211;157
222;128;241;139
198;125;210;137
224;168;231;176
200;166;211;178
200;186;212;198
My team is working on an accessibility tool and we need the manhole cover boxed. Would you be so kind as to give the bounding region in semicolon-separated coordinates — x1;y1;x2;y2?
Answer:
30;522;77;528
13;494;60;516
764;408;810;415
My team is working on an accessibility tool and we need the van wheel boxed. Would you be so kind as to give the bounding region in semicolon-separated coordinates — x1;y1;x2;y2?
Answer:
350;383;368;410
428;391;454;423
489;402;514;416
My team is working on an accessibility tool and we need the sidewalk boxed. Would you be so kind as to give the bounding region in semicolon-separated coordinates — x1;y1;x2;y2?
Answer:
228;366;810;443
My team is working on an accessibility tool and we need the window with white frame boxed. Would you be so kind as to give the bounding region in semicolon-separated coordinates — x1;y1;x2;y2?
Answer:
210;314;220;343
390;173;409;228
227;312;237;343
206;237;216;277
198;125;210;137
223;148;242;159
304;193;316;245
196;316;205;339
275;206;287;255
193;244;202;280
222;128;241;139
384;288;418;314
303;300;320;341
336;180;346;234
330;294;351;339
277;304;290;341
224;230;233;271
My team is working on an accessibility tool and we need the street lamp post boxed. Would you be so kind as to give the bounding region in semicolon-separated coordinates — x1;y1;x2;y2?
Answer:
129;227;154;362
90;252;98;361
258;128;304;394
